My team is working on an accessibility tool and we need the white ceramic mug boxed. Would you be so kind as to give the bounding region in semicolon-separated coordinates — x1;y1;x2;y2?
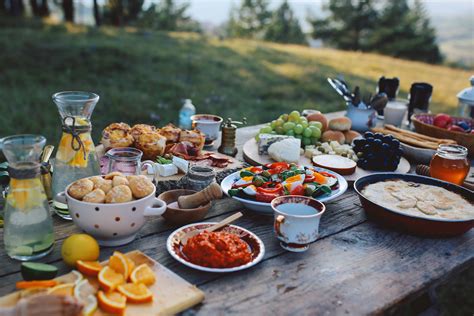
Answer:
271;195;326;252
191;114;223;144
384;99;408;127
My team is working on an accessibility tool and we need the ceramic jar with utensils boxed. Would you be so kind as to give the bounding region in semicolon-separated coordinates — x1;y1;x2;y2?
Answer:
271;196;326;252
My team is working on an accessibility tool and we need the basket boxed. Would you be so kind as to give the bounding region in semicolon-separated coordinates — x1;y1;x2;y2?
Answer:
412;114;474;156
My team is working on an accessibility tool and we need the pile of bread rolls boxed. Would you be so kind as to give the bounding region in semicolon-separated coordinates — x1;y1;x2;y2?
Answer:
307;113;360;145
68;172;154;204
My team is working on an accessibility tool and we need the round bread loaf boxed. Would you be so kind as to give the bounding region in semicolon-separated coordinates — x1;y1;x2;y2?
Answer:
307;113;328;132
321;130;345;143
343;130;361;144
328;117;351;131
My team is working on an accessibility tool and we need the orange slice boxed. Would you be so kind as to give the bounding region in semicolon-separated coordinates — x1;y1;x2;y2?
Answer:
16;280;57;289
117;283;153;304
97;290;126;315
130;264;155;286
77;260;103;277
98;266;125;292
125;257;135;280
47;283;75;296
109;252;129;279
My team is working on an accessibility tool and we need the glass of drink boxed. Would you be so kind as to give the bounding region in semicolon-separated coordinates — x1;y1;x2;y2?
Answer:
104;147;158;179
430;145;470;185
384;100;408;127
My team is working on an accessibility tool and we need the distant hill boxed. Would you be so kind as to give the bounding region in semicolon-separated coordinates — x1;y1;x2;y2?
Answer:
0;22;471;144
433;13;474;68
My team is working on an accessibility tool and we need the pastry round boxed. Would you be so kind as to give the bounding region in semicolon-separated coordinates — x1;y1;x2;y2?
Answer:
93;178;113;193
68;179;94;200
159;123;180;143
128;176;155;199
104;172;124;180
179;130;205;151
134;132;166;160
130;124;156;141
105;185;133;203
83;189;106;203
112;176;129;187
101;123;134;149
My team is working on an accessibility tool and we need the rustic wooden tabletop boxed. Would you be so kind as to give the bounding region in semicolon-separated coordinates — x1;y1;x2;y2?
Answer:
0;112;473;315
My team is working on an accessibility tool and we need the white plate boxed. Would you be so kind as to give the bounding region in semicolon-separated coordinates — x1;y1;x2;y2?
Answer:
221;167;348;214
166;223;265;273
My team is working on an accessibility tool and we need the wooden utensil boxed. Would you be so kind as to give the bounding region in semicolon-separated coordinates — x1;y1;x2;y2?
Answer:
177;182;222;209
180;212;243;245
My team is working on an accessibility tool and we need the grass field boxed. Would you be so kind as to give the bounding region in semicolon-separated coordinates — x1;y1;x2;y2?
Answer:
0;18;472;145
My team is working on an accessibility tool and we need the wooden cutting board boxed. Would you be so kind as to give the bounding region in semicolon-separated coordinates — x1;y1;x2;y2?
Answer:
0;251;205;315
96;145;244;182
243;138;411;182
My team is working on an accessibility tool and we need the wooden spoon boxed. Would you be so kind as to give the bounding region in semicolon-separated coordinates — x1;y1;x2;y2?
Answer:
180;212;243;246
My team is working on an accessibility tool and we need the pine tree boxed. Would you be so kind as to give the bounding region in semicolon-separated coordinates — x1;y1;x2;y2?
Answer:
137;0;200;32
226;0;272;39
308;0;378;51
264;0;306;45
369;0;442;63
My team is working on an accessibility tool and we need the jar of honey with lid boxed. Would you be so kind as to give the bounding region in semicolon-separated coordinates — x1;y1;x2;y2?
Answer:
430;144;469;185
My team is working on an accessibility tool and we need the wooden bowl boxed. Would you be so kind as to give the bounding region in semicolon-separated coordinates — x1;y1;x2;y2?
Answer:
158;189;211;225
412;114;474;156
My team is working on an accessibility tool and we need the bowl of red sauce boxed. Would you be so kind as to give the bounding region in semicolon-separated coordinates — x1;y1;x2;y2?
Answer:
167;222;265;273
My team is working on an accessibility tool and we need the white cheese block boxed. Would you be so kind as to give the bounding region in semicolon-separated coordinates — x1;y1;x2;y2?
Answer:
257;134;292;155
172;156;189;173
268;138;301;163
157;164;178;177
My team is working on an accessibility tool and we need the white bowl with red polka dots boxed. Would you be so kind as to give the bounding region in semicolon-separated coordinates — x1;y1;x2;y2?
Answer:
56;184;166;246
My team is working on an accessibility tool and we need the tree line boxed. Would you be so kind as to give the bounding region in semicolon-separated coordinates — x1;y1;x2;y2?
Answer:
1;0;442;64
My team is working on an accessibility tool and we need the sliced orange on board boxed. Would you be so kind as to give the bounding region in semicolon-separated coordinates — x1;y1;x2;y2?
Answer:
98;266;125;292
97;290;127;315
117;283;153;304
16;280;57;289
109;252;129;280
130;263;155;286
47;283;75;296
77;260;103;277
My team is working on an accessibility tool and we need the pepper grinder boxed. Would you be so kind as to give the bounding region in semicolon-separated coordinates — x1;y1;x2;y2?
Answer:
218;117;246;157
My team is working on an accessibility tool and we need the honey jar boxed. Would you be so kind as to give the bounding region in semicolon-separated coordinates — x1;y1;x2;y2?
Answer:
430;145;469;185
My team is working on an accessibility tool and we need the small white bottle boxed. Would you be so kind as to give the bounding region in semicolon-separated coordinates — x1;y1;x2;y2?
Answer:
178;99;196;130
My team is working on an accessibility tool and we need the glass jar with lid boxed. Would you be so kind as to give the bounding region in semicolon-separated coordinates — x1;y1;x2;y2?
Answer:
430;144;470;185
457;76;474;119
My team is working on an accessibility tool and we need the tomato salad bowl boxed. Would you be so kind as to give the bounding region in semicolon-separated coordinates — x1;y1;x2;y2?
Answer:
221;162;348;214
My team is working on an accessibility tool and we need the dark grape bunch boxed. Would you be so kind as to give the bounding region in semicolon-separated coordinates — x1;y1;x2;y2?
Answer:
353;132;403;171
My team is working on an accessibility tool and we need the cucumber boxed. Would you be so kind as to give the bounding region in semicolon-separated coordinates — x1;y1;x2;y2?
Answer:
21;262;58;281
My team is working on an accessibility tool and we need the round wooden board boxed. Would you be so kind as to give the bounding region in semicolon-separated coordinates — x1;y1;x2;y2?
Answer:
243;138;411;182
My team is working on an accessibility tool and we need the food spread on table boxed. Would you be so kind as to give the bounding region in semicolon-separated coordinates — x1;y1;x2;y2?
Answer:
361;179;474;220
227;163;337;203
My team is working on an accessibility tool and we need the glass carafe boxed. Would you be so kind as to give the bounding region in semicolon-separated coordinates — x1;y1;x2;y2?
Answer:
51;91;101;220
1;135;54;261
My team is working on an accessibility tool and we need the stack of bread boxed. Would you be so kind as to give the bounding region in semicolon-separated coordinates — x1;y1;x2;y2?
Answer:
101;123;205;160
306;114;361;145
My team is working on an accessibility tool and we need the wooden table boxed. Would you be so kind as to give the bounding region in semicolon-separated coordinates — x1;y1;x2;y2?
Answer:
0;115;473;315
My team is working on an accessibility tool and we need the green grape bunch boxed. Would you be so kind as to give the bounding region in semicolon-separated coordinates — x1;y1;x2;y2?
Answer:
256;110;322;148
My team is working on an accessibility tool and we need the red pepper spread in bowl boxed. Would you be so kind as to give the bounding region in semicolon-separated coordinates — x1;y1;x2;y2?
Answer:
182;231;252;268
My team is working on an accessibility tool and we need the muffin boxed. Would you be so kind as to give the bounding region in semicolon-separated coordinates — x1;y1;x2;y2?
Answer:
130;124;157;141
159;123;181;143
134;132;167;160
101;123;134;149
179;130;206;151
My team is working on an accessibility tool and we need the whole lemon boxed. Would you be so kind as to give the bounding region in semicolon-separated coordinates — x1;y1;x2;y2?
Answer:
61;234;100;267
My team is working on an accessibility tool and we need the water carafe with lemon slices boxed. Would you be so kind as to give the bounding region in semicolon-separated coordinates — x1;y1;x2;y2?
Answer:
51;91;101;220
1;135;55;260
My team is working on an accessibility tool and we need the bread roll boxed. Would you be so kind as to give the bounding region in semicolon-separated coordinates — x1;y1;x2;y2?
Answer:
343;130;361;144
83;189;106;203
322;130;345;143
105;185;133;203
68;178;94;200
307;113;328;132
328;117;351;131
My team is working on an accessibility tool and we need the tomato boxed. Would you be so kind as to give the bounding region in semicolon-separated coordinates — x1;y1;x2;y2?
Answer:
265;162;289;173
318;171;336;178
290;184;305;196
249;167;263;174
255;192;278;203
304;175;315;183
257;184;282;194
